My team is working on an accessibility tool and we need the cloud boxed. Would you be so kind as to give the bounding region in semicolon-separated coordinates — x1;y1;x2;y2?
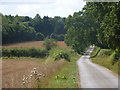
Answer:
17;5;31;14
0;0;86;18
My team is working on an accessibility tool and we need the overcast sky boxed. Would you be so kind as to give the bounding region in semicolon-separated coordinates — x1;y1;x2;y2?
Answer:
0;0;86;18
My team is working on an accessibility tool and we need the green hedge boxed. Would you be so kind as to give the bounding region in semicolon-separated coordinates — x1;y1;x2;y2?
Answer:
110;51;120;65
91;46;101;58
2;47;47;58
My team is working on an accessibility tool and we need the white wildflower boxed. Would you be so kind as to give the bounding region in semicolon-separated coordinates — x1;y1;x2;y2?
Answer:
22;81;25;85
35;77;39;81
43;74;45;77
22;79;25;82
26;77;28;80
33;68;36;70
30;75;32;77
33;71;37;75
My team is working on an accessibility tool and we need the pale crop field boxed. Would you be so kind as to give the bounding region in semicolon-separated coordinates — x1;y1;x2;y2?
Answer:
2;41;69;88
3;41;69;49
2;58;66;88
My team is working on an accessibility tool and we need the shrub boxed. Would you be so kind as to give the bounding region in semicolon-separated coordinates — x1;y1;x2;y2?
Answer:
110;51;119;65
49;47;70;61
2;48;10;57
43;38;57;51
50;33;64;41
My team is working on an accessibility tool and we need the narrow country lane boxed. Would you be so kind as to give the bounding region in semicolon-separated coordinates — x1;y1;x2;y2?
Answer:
77;46;118;88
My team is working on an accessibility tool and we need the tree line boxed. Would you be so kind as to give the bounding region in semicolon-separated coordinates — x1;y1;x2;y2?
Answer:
2;13;66;44
64;2;120;54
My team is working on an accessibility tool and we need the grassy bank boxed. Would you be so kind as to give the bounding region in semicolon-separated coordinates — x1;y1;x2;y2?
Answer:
91;46;101;58
44;53;80;88
91;46;118;74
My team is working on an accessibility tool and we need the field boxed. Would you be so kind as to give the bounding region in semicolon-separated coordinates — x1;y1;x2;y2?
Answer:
2;41;76;88
2;58;67;88
2;41;69;49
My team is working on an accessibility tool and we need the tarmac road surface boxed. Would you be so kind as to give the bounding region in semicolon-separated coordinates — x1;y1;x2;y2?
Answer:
77;46;118;88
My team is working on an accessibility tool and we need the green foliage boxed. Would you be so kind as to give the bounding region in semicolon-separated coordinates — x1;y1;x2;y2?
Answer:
110;51;119;65
50;33;64;41
2;13;66;44
45;54;80;88
64;2;120;53
36;32;44;41
91;49;118;74
2;47;47;58
97;49;113;57
55;75;67;80
91;46;101;57
43;38;57;51
49;47;70;61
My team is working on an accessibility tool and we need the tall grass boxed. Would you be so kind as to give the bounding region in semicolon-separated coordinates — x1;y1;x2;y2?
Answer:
2;47;47;58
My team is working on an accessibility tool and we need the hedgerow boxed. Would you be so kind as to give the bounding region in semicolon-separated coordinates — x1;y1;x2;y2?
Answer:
2;47;47;58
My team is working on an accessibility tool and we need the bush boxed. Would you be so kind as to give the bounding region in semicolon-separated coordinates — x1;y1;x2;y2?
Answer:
49;47;70;61
43;38;57;51
2;47;47;58
50;33;64;41
110;51;119;65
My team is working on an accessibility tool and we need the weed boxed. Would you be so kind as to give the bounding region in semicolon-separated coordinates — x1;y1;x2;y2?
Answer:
22;68;45;88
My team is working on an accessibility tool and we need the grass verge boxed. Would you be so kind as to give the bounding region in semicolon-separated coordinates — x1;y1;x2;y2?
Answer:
91;46;100;58
44;53;80;88
91;46;118;74
91;56;118;74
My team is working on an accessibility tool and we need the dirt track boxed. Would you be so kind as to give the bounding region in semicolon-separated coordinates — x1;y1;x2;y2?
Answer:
2;58;66;88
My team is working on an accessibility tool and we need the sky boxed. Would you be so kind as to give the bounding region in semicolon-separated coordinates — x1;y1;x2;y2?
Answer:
0;0;86;18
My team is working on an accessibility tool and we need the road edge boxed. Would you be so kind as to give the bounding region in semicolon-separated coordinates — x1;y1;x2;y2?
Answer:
76;59;81;88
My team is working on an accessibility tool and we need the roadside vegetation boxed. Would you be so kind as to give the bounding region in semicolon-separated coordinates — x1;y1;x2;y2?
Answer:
49;47;70;62
91;46;119;74
45;53;80;88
